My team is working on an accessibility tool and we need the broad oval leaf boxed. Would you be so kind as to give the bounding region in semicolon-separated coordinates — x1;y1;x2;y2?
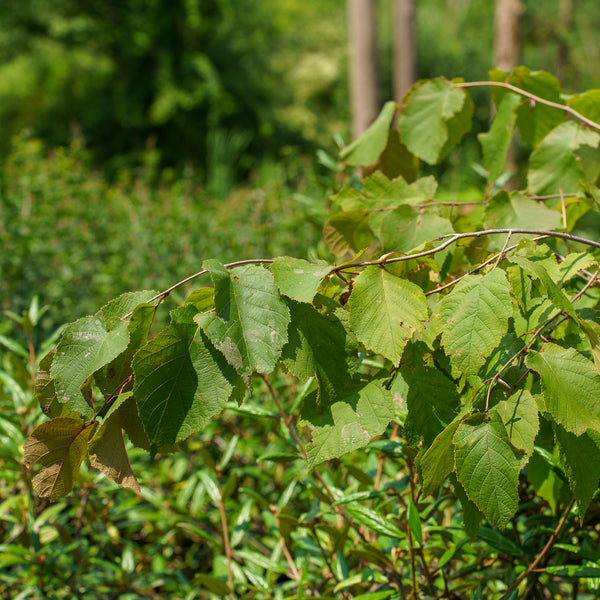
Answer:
271;257;331;303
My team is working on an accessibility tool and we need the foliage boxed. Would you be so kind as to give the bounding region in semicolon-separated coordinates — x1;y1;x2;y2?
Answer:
12;67;600;598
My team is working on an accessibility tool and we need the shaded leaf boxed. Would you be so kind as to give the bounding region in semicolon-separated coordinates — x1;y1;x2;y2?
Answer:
420;418;461;496
348;266;429;364
24;417;95;500
526;344;600;435
323;208;373;257
454;412;524;530
438;270;512;378
483;190;561;232
492;389;539;457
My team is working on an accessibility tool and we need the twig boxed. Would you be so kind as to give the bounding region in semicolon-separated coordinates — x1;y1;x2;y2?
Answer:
492;230;513;270
217;473;235;600
499;497;575;599
457;81;600;132
560;189;568;233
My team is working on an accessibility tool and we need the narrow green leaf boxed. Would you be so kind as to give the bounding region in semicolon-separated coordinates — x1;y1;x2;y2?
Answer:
545;565;600;578
341;101;398;167
198;263;290;385
438;270;512;378
344;504;404;539
407;499;423;546
271;257;331;303
479;93;520;182
399;77;472;164
322;208;373;257
477;526;524;557
420;418;461;496
348;266;429;364
555;425;600;521
492;389;539;457
528;121;600;195
454;412;524;530
24;417;96;500
302;379;394;467
525;344;600;435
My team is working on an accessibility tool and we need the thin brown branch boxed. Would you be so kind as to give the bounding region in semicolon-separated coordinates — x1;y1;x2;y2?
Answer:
217;475;235;600
457;81;600;132
499;497;576;599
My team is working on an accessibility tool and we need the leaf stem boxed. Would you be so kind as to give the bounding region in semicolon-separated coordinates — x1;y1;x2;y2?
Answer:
457;81;600;132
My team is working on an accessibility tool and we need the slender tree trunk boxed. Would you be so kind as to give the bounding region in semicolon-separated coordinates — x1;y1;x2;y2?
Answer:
348;0;379;139
556;0;577;82
392;0;417;103
493;0;523;72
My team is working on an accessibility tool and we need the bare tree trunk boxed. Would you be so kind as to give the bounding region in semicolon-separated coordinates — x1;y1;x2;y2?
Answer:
348;0;379;139
392;0;417;103
556;0;577;82
494;0;523;72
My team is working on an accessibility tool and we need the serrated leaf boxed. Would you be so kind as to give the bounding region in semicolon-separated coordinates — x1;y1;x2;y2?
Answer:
525;344;600;435
399;77;471;164
323;208;373;257
271;257;331;303
492;389;539;457
24;417;96;500
341;101;398;167
198;263;290;385
555;425;600;521
348;266;429;364
282;300;358;403
582;319;600;375
88;392;140;492
376;205;454;254
438;270;512;378
420;418;461;496
454;412;524;529
133;304;236;447
528;121;600;195
302;379;393;467
50;291;156;418
483;190;561;232
479;93;520;182
557;252;597;285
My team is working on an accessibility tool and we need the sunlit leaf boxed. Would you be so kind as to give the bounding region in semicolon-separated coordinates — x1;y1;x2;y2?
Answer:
271;257;331;303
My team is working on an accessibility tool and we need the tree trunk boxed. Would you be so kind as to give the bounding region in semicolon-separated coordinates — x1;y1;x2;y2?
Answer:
494;0;523;72
392;0;417;104
556;0;577;82
348;0;379;139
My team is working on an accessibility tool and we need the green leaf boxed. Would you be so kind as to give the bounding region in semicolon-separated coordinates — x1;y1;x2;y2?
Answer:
323;208;373;256
282;300;358;403
50;291;156;418
376;205;454;254
348;266;429;364
438;270;512;378
302;379;394;467
24;417;96;501
420;418;461;496
88;392;140;492
525;344;600;435
569;89;600;124
492;389;539;457
133;304;237;447
479;93;520;182
399;77;472;164
198;263;290;384
344;504;404;539
454;412;524;529
271;257;331;303
407;499;423;546
451;473;482;539
528;121;600;195
341;101;398;167
483;190;561;232
582;319;600;374
545;565;600;578
377;129;420;182
555;425;600;521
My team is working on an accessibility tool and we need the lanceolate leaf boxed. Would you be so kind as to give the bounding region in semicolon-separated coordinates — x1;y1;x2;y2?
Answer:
198;262;290;384
438;270;512;378
50;291;156;418
348;266;429;365
302;379;393;467
525;344;600;435
271;257;332;303
399;77;471;164
555;425;600;521
454;412;524;530
88;392;140;492
24;417;96;501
